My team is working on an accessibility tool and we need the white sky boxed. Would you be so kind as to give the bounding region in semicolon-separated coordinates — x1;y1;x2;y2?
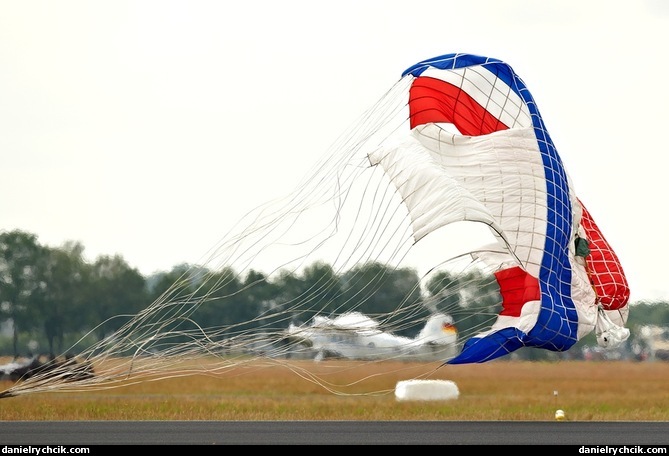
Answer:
1;0;667;302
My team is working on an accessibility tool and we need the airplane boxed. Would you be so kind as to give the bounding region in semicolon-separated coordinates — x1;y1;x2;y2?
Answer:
285;311;458;362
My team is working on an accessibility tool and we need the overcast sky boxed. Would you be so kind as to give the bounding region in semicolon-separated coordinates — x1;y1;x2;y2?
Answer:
1;1;667;302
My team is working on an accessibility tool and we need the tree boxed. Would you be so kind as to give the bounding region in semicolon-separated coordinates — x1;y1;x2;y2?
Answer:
273;268;310;325
425;267;501;339
190;266;244;332
84;254;148;342
340;262;425;337
0;230;45;357
238;268;280;330
294;262;343;320
36;241;92;355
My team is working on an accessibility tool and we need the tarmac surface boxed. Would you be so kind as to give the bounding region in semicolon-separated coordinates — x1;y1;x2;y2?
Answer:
1;421;668;445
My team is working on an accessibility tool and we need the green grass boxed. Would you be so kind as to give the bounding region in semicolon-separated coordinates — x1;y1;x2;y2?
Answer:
0;359;667;421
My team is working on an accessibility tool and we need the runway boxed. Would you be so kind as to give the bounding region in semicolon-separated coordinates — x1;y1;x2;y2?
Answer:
1;421;668;445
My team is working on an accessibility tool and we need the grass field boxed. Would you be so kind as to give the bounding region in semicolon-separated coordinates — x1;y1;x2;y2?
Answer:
0;359;667;421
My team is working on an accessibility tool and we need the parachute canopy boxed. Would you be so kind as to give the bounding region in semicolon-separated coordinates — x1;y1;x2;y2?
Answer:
0;52;631;399
377;53;631;363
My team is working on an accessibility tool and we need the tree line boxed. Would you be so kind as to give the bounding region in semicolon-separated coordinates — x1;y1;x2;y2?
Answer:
1;229;666;359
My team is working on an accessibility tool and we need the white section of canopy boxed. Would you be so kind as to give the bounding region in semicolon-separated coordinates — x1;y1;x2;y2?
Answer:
366;134;507;260
413;124;547;276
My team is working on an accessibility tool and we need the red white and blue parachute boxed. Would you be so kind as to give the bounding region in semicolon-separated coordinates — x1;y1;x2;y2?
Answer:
0;53;633;399
369;53;631;363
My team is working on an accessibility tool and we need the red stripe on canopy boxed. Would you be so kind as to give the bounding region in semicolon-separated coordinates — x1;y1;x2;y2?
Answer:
494;266;541;317
408;76;509;135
